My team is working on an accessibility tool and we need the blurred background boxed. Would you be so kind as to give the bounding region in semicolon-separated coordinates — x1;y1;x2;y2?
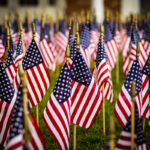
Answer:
0;0;149;22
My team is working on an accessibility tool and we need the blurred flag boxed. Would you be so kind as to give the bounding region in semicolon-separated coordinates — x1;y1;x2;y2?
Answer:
0;63;17;145
70;50;103;128
141;57;150;119
14;36;23;66
93;37;113;102
0;39;5;61
43;63;71;150
115;104;148;150
5;84;45;150
114;59;142;127
22;39;51;107
103;20;117;70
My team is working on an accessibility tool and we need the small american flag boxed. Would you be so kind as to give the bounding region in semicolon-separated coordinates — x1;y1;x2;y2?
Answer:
43;63;71;150
22;39;51;107
14;36;23;66
70;51;103;128
80;24;91;67
114;59;142;128
0;62;17;145
103;21;117;70
5;48;17;85
141;57;150;119
94;38;113;102
5;84;46;150
115;104;148;150
0;39;5;61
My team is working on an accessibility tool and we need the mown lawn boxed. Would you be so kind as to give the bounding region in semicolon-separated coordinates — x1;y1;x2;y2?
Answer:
0;53;150;149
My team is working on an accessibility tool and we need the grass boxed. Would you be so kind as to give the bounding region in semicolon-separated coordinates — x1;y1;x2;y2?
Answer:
0;53;150;149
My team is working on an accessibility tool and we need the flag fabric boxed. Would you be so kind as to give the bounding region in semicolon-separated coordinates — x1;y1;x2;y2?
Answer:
94;38;113;103
5;83;46;150
103;21;118;70
43;63;71;150
5;48;17;85
70;50;103;128
0;62;17;145
0;39;5;61
80;24;91;67
114;59;142;128
22;39;51;107
115;104;148;150
141;58;150;119
14;36;23;66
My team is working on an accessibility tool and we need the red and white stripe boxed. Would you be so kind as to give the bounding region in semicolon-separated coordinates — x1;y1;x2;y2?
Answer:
105;40;117;70
0;40;5;61
71;77;103;128
24;63;51;107
5;64;17;85
0;93;17;146
115;132;148;150
43;93;71;150
121;36;130;59
114;85;142;128
11;33;19;47
6;115;46;150
39;38;56;70
139;43;148;69
141;74;150;118
141;40;150;55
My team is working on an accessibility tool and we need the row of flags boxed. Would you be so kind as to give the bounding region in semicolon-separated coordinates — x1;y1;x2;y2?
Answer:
0;10;150;150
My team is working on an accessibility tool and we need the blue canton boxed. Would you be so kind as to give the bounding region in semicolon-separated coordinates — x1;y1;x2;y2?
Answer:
22;39;44;70
5;49;14;68
96;38;107;68
8;84;24;141
16;37;23;57
80;24;90;50
124;59;142;96
53;63;71;104
0;63;14;103
70;51;92;86
70;37;77;60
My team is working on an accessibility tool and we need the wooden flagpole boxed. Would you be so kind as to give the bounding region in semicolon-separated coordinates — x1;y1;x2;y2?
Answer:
18;64;30;142
32;23;39;126
115;11;119;85
131;80;136;150
110;116;115;150
100;24;106;136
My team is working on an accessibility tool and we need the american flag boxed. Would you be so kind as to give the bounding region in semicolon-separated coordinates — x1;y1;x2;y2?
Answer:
114;59;142;128
43;63;71;150
39;25;56;71
5;84;46;150
80;24;91;67
103;21;117;70
5;48;17;85
94;38;113;103
22;39;51;107
0;39;5;61
115;104;148;150
55;32;68;64
14;36;23;66
141;57;150;119
0;62;17;145
70;51;103;128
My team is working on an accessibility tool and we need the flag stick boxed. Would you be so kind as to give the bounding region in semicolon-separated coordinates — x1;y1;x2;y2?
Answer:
142;118;146;131
100;24;105;136
102;85;105;136
18;64;30;142
131;80;136;150
115;12;119;85
110;116;115;150
32;23;39;126
19;22;25;56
